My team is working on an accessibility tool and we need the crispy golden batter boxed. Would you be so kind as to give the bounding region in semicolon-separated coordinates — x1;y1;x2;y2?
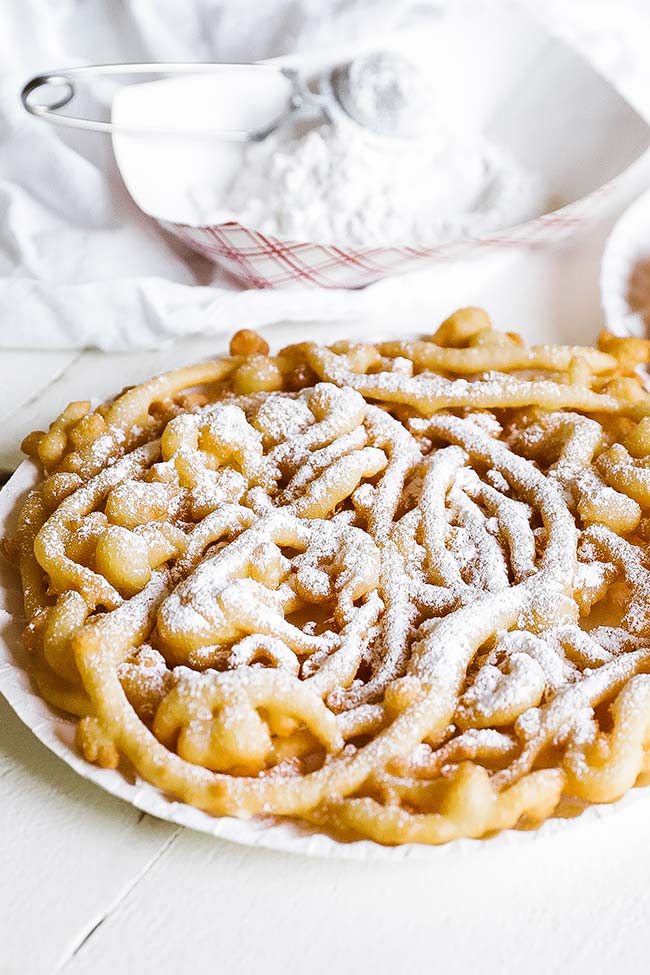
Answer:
8;307;650;845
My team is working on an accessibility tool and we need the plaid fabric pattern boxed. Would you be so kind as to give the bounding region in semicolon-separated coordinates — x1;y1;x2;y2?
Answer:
162;184;609;290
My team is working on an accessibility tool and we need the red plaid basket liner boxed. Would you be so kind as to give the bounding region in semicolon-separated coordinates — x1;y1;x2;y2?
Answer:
162;185;607;290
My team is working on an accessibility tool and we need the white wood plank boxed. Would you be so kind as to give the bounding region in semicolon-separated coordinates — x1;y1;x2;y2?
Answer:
0;350;81;472
58;801;650;975
0;695;176;975
0;350;79;421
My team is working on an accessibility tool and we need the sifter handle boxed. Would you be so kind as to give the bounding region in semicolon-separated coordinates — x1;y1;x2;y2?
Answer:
20;63;309;141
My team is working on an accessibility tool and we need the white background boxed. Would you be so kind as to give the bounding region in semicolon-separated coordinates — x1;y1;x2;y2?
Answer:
3;2;650;973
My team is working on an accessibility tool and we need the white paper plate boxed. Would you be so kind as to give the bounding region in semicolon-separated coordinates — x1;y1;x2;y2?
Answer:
2;458;649;861
602;187;650;340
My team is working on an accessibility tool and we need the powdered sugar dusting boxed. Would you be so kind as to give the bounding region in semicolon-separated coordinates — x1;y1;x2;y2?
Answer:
21;330;650;843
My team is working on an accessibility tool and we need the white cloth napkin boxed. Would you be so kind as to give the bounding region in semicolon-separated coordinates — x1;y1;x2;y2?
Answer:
1;0;649;351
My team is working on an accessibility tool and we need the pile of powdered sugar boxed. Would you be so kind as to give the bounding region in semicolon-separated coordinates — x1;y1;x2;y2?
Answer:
215;120;546;249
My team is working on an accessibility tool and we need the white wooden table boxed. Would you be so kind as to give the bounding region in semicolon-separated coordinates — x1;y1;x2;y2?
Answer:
6;5;650;971
3;198;650;974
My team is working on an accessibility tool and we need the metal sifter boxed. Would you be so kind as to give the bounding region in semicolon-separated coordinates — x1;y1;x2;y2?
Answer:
21;52;433;143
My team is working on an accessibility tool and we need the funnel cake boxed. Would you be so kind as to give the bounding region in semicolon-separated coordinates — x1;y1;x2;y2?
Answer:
7;309;650;846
